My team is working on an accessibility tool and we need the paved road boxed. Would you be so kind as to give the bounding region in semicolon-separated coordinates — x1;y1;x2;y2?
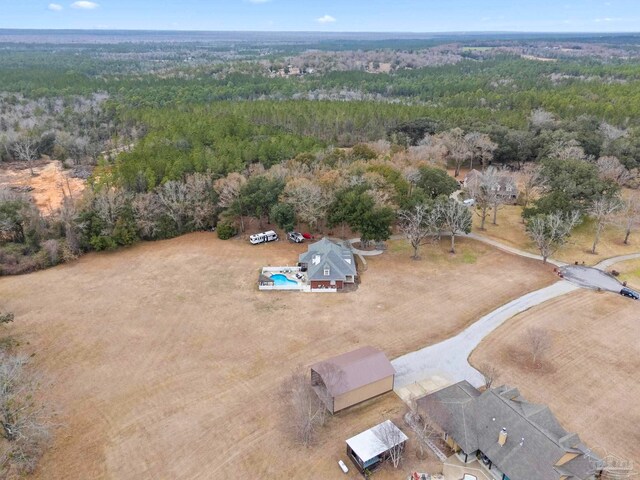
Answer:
392;250;640;392
392;280;579;389
559;266;623;292
466;233;567;267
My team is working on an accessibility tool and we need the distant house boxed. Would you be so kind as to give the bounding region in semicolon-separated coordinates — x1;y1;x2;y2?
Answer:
418;381;601;480
346;420;408;473
299;237;357;292
463;169;519;203
310;346;395;414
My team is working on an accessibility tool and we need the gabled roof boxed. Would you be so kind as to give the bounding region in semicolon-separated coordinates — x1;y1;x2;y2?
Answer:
346;420;408;463
299;237;357;282
418;382;599;480
310;346;395;397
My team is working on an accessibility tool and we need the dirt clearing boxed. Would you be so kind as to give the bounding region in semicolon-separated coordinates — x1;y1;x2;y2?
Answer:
0;234;554;479
470;290;640;464
0;160;85;212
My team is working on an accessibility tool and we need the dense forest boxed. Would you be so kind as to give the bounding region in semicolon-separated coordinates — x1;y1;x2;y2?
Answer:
1;32;640;275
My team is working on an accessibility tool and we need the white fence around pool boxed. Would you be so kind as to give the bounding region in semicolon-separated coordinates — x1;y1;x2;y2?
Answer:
259;266;307;291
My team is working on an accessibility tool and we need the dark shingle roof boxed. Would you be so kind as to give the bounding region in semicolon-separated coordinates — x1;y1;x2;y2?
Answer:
418;382;599;480
299;238;357;282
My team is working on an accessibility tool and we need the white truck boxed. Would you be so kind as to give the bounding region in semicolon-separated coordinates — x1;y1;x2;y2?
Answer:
249;230;279;245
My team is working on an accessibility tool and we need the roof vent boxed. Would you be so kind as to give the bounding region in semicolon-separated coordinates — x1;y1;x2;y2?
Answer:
520;437;525;447
498;428;508;446
312;255;321;265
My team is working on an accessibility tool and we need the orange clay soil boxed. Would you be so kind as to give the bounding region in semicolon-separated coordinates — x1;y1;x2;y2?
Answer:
0;160;85;212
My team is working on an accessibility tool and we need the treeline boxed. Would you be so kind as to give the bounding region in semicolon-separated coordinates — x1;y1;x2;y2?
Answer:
0;142;459;274
6;51;640;127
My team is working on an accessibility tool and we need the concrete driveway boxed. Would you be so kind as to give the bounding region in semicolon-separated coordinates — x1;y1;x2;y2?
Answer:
392;280;579;391
392;250;640;399
559;265;623;292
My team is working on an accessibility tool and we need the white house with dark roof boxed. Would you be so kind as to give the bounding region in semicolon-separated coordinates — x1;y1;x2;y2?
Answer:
298;237;357;292
418;381;601;480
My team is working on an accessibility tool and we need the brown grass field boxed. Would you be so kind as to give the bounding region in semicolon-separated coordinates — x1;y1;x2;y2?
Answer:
0;234;556;479
470;290;640;465
617;258;640;290
473;204;638;265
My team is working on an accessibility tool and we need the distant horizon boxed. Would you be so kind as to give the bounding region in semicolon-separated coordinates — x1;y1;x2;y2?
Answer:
1;27;639;35
3;1;640;34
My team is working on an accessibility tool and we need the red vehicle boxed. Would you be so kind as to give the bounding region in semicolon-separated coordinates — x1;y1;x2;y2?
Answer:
302;232;315;240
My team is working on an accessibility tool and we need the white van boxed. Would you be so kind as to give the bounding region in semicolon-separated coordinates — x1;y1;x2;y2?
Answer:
249;230;279;245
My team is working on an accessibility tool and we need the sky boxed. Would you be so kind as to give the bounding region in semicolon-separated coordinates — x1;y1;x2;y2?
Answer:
1;0;639;32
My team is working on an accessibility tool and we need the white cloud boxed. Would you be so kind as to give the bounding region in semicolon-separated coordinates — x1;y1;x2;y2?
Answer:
48;3;63;10
70;1;99;9
317;14;336;24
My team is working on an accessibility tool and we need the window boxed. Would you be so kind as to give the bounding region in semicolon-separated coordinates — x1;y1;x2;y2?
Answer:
324;266;330;276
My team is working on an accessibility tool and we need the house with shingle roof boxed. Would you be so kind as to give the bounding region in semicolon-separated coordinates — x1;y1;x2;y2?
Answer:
464;169;519;203
298;237;357;292
417;381;601;480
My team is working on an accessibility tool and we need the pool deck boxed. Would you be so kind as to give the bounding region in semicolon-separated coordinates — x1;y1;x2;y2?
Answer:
258;266;308;291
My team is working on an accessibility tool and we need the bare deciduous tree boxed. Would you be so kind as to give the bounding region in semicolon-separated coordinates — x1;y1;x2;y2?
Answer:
479;363;500;390
10;136;39;176
526;211;581;263
518;163;546;211
529;108;556;130
618;194;640;245
466;167;500;231
375;421;406;469
398;203;439;259
282;178;329;231
465;131;497;171
524;327;552;368
280;367;328;447
157;181;189;232
214;172;247;231
0;354;54;477
596;156;637;188
435;198;472;253
589;196;622;254
132;192;163;240
438;128;472;177
406;396;440;459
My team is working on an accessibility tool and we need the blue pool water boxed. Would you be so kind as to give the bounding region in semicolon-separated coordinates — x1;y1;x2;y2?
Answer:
271;274;298;286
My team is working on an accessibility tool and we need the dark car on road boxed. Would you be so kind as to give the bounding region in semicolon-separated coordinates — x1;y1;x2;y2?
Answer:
620;287;640;300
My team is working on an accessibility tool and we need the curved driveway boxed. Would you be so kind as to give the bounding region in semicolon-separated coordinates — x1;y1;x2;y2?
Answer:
392;280;578;389
391;245;640;392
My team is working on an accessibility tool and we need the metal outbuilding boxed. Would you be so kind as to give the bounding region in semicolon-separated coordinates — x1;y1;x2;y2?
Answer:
310;346;395;414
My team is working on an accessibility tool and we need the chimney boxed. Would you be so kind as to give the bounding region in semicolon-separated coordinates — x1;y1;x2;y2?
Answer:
498;428;508;446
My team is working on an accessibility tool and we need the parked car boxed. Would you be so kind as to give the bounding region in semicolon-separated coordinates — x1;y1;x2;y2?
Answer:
287;232;304;243
463;198;476;207
620;287;640;300
249;230;278;245
302;232;314;240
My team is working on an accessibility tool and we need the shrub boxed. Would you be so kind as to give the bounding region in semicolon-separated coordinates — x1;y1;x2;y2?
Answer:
217;221;237;240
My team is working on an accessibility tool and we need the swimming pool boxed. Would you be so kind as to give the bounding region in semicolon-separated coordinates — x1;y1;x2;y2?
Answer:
270;274;298;286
